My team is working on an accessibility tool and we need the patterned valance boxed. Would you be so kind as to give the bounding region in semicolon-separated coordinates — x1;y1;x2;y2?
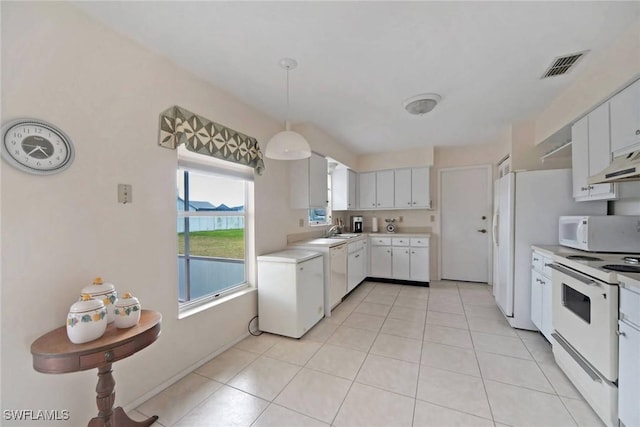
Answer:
159;105;265;175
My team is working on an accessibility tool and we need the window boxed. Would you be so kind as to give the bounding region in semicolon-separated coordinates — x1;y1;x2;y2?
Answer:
177;167;250;307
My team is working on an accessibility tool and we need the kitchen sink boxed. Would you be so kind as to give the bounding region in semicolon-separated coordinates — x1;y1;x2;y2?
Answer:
328;233;360;239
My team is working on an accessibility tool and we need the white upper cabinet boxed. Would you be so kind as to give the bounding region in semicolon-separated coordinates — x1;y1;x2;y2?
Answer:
358;167;432;210
394;169;412;208
394;167;431;208
376;170;395;208
571;104;616;201
332;167;356;210
358;172;377;209
290;152;328;209
610;79;640;155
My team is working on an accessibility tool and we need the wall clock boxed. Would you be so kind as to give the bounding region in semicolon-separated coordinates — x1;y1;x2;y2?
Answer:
1;118;75;175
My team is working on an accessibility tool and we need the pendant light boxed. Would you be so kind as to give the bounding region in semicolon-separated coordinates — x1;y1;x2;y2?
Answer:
265;58;312;160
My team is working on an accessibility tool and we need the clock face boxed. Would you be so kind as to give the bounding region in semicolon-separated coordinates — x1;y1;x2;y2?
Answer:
1;119;74;175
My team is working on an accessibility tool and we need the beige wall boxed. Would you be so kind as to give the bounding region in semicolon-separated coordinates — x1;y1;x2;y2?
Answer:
534;17;640;144
0;2;290;424
357;147;434;171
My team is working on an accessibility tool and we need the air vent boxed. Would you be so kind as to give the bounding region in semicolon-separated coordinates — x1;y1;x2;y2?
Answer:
541;51;588;78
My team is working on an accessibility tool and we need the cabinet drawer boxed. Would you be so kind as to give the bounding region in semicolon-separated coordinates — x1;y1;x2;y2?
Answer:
410;238;429;247
79;339;138;369
392;238;409;246
348;240;366;253
620;286;640;328
371;237;391;246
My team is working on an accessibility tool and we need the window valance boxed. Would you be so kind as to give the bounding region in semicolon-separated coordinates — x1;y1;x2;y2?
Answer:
159;105;265;175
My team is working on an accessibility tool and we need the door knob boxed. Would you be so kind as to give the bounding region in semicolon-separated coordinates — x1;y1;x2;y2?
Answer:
477;229;487;233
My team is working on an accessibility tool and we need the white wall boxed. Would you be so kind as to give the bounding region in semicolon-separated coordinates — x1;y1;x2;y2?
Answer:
0;2;290;424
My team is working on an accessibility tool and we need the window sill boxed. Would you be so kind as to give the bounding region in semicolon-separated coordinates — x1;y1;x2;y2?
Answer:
178;286;256;320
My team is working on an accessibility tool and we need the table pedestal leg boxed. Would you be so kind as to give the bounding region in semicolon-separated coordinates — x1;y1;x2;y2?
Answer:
88;364;158;427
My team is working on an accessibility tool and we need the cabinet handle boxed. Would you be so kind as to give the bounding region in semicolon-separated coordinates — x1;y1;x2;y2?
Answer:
581;186;588;191
533;257;539;261
300;267;304;270
588;185;594;190
408;202;411;205
413;201;416;205
616;330;626;337
355;254;360;258
411;251;415;254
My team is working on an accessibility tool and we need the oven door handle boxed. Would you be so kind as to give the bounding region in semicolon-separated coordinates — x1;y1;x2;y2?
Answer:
548;263;600;287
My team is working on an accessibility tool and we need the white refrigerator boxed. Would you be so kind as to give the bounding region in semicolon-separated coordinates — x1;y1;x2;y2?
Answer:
492;169;606;330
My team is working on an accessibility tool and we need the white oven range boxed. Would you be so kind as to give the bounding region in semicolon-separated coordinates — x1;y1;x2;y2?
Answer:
549;253;640;427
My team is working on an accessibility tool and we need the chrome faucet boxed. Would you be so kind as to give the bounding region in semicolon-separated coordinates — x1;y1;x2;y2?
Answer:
325;224;341;237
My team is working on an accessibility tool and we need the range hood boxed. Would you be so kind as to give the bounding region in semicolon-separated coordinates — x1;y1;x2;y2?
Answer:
588;150;640;184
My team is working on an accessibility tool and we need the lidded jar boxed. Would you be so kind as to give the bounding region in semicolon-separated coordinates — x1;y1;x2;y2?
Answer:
66;294;107;344
81;277;117;323
114;293;141;329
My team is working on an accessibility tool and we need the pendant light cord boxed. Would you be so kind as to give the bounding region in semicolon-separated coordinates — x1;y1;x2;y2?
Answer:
285;65;290;126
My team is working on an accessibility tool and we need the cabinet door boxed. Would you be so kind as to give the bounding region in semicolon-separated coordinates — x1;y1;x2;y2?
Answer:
394;169;412;208
392;247;410;280
359;172;377;209
411;167;430;208
332;168;350;211
376;170;394;208
348;169;357;209
541;276;553;341
297;257;325;335
370;246;392;278
410;247;429;282
309;153;328;208
530;269;543;331
610;79;640;155
618;321;640;427
571;117;590;199
587;103;615;198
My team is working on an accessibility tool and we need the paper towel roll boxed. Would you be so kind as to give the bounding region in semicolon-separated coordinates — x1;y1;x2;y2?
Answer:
372;216;378;232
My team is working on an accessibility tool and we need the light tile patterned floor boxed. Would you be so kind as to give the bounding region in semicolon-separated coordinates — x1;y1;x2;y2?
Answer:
135;280;605;427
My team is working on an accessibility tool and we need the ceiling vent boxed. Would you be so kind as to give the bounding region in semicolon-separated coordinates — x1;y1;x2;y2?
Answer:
541;51;588;78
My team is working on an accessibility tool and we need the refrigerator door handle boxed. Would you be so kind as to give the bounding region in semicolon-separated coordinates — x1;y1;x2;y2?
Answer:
492;211;499;246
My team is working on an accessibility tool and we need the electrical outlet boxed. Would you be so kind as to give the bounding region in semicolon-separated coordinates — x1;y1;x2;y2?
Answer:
299;218;304;227
399;216;403;222
118;184;132;204
430;215;435;222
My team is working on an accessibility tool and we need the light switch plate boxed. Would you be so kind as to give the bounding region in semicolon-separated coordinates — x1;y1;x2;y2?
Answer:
118;184;132;204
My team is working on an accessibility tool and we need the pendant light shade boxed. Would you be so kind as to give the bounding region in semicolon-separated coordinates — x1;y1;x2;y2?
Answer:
266;58;311;160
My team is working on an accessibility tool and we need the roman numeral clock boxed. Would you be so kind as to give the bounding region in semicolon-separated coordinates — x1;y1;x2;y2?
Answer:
1;118;74;175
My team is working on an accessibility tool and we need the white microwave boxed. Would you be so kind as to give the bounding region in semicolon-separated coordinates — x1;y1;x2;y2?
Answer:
559;215;640;253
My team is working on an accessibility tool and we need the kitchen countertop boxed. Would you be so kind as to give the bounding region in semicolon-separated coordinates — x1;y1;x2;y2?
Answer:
531;245;585;257
368;233;431;238
291;232;431;248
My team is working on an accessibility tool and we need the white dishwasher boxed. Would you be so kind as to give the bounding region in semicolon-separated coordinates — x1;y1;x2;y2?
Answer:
257;249;324;338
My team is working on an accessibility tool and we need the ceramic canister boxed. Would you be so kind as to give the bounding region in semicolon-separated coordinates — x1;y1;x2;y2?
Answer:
114;293;141;329
66;294;107;344
81;277;117;323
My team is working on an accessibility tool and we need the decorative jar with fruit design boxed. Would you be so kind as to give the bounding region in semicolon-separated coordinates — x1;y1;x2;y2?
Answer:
81;277;117;323
114;293;141;329
66;294;107;344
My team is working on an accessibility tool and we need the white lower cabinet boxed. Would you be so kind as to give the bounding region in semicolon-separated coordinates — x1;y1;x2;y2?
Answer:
370;235;429;282
391;247;410;280
347;239;367;292
530;250;552;341
370;243;392;278
619;286;640;427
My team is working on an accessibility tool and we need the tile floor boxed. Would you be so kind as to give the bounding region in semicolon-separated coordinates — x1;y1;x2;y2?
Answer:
132;280;605;427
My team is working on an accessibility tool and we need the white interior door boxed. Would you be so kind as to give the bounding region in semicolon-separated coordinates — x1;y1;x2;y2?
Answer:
440;166;491;282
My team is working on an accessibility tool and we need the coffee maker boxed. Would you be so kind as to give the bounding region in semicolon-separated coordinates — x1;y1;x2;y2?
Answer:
351;216;364;233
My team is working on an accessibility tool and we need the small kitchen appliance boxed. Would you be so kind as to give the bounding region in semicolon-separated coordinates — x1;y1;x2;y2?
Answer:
558;215;640;253
351;216;363;233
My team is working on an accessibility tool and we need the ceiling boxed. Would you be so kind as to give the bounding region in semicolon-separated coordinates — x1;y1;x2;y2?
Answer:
74;1;639;155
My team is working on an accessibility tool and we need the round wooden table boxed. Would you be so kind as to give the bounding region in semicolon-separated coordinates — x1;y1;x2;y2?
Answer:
31;310;162;427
